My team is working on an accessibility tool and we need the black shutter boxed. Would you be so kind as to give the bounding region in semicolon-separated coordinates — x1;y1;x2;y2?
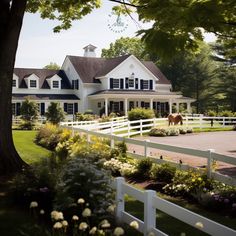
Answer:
120;78;124;89
135;78;138;89
110;78;113;89
74;103;78;114
76;80;79;90
150;80;153;90
141;101;144;108
72;80;75;89
125;77;129;89
110;101;114;112
153;102;156;110
40;103;45;115
64;103;68;113
16;103;21;116
140;80;144;90
120;101;124;111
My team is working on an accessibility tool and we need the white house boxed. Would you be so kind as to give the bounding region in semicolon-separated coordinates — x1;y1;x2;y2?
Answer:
12;44;195;117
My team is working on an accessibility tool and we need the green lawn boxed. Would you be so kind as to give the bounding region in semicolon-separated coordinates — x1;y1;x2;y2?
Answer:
13;130;51;164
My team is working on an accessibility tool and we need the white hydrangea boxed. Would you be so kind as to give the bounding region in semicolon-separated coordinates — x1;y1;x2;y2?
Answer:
30;201;38;208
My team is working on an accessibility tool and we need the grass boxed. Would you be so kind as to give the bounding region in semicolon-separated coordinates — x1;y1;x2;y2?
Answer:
193;127;233;133
125;192;236;236
13;130;51;164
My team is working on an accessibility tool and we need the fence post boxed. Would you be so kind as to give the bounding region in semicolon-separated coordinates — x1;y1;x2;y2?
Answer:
144;190;156;236
110;121;115;149
140;119;143;136
207;149;215;178
115;177;125;222
200;116;202;130
128;121;130;138
144;139;150;157
222;117;225;127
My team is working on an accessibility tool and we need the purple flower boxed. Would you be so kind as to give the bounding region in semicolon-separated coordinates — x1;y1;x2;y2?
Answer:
224;199;230;204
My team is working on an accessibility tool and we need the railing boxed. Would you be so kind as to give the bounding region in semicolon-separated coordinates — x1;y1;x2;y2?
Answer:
61;119;236;186
113;177;236;236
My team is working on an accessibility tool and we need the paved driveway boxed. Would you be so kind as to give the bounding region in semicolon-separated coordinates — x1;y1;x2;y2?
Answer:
128;131;236;176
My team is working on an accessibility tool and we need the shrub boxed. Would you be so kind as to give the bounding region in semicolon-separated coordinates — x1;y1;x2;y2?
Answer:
55;157;114;216
149;128;167;137
186;127;193;133
207;110;217;117
76;113;97;121
35;124;70;150
45;102;65;125
128;108;155;121
134;158;153;179
19;120;36;130
20;99;39;122
179;128;187;134
218;110;235;117
150;163;176;183
168;128;179;136
116;141;127;157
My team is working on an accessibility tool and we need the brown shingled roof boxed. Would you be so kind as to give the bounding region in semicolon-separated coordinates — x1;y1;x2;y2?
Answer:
14;68;72;89
68;55;170;85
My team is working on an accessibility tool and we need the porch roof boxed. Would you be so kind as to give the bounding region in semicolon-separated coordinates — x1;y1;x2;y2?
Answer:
88;90;182;99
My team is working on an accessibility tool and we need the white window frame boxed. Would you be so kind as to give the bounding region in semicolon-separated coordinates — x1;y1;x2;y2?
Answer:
52;80;60;89
113;79;120;89
128;79;134;89
29;79;37;88
143;80;149;90
12;79;17;88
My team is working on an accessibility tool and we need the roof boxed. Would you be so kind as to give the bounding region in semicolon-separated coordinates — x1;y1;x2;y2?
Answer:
12;93;80;100
83;44;97;49
89;90;177;96
67;54;130;84
67;54;170;84
14;68;72;89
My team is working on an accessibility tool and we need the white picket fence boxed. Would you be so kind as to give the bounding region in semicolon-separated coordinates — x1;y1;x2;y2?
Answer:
113;177;236;236
61;116;236;186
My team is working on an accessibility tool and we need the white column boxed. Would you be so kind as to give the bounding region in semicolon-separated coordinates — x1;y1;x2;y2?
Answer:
176;102;180;113
150;98;153;110
105;98;108;116
169;99;172;114
124;98;128;116
187;102;191;113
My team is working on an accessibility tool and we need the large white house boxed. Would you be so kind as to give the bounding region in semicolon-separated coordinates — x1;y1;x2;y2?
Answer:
12;45;195;117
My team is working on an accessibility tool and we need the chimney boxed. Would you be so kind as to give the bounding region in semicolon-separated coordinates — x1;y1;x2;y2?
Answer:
83;44;97;57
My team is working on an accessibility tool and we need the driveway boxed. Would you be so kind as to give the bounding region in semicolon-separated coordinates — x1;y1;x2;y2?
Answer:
127;131;236;177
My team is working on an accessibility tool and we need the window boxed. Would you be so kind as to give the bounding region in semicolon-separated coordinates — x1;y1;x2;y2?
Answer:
12;103;16;115
128;79;134;88
30;80;37;88
12;79;16;87
72;80;79;90
144;102;150;108
67;103;74;114
98;102;101;108
52;81;59;88
143;80;149;89
113;102;120;112
113;79;120;89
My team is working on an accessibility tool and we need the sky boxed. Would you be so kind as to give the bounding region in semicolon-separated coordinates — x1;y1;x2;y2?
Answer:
15;1;216;68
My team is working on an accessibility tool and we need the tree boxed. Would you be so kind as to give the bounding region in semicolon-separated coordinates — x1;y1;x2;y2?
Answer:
20;99;39;122
0;0;100;174
101;37;155;61
132;0;236;60
45;102;65;125
43;62;60;70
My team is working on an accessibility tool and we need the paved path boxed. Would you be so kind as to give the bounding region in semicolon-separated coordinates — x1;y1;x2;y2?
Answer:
127;131;236;177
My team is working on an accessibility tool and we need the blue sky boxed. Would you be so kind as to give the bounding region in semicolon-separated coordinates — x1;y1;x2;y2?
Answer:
15;1;215;68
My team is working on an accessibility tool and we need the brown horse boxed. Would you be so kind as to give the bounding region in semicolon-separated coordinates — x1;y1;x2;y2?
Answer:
168;113;183;126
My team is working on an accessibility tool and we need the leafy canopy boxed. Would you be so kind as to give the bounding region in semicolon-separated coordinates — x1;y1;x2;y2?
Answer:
43;62;60;70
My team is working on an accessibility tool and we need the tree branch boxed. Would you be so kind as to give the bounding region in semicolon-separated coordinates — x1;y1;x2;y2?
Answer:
108;0;143;8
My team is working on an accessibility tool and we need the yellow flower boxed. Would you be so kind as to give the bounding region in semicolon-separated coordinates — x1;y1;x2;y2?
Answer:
130;220;139;230
82;208;91;217
72;215;79;221
114;227;124;236
89;227;97;235
100;219;111;229
30;201;38;208
195;222;204;229
192;179;195;182
77;198;85;204
79;222;88;231
53;222;62;229
198;177;202;181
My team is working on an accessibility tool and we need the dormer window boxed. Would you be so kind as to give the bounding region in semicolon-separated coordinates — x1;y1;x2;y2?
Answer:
143;80;149;90
52;81;59;89
30;80;37;88
12;79;16;88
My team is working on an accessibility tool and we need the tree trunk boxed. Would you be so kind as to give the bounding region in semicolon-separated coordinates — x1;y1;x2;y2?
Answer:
0;0;27;175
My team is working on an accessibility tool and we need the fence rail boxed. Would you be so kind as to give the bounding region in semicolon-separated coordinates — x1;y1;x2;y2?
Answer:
61;116;236;186
114;177;236;236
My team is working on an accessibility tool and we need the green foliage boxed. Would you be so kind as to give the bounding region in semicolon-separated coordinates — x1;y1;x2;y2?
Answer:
35;124;70;150
76;112;97;121
150;163;176;183
135;158;153;179
45;102;65;125
149;128;167;137
55;157;114;216
128;108;155;121
20;99;39;122
136;0;235;60
43;62;60;69
116;141;127;157
207;110;217;117
101;37;154;61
